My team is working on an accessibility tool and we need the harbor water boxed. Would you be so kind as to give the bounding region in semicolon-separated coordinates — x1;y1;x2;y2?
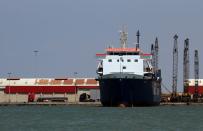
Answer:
0;105;203;131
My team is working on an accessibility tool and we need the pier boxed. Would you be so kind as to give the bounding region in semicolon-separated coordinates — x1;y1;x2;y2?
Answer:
1;101;203;107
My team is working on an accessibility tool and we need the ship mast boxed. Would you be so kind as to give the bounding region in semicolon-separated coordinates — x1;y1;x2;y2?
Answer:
120;26;128;48
136;30;140;48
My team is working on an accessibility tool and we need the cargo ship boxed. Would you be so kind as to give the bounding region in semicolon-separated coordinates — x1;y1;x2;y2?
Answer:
96;29;161;106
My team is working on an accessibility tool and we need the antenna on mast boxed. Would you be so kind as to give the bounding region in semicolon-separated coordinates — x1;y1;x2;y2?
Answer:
119;26;128;48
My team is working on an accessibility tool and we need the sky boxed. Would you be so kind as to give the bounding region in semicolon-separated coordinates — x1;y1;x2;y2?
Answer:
0;0;203;92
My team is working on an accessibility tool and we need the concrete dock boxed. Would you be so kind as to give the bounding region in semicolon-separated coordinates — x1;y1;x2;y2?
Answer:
0;102;102;106
1;102;203;106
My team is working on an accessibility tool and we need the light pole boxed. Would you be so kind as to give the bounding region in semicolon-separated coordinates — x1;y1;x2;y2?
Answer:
74;72;78;103
8;72;11;103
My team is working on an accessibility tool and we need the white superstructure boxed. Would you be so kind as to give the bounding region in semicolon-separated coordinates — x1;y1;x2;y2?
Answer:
97;48;153;76
103;55;144;75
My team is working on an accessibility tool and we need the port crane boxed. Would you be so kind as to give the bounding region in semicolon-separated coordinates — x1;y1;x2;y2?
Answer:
155;37;159;73
194;50;199;98
172;34;178;97
151;38;159;76
151;44;155;68
183;39;190;92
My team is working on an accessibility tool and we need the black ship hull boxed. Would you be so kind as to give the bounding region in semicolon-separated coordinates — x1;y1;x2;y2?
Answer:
98;74;161;107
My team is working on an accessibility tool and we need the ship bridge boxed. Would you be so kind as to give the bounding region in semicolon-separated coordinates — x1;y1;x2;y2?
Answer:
105;47;140;55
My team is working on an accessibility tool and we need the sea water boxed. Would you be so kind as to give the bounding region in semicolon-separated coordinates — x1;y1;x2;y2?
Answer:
0;105;203;131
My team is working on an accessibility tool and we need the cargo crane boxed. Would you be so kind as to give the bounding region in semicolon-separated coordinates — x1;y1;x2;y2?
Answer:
151;44;155;68
155;37;159;69
194;50;199;98
154;37;162;97
183;38;190;92
172;34;178;98
154;37;159;76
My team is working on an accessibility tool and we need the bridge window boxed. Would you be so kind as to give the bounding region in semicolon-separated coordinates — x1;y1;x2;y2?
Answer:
127;59;131;62
108;59;112;62
134;59;138;62
117;59;119;62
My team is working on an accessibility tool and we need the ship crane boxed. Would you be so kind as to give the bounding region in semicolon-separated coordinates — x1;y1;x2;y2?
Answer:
194;50;199;98
172;34;178;97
